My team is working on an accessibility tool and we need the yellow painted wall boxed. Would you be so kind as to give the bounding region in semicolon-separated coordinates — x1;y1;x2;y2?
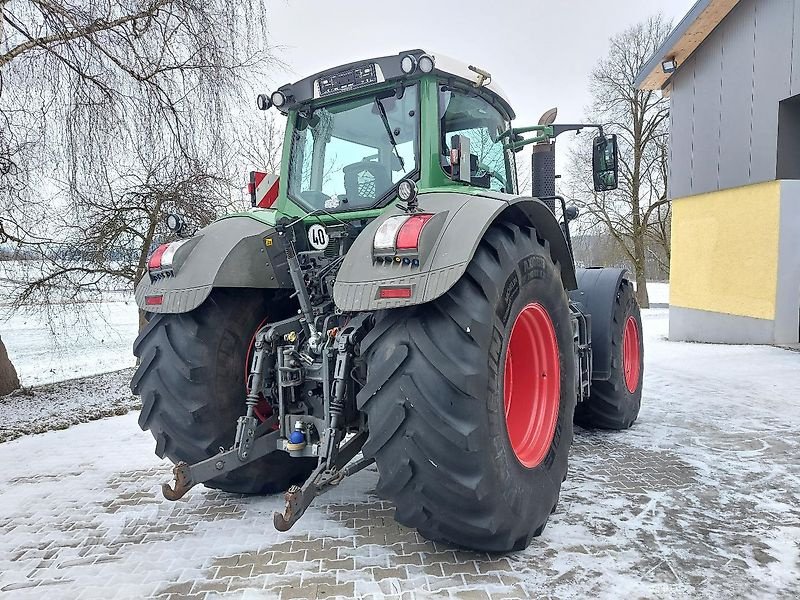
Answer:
670;180;780;320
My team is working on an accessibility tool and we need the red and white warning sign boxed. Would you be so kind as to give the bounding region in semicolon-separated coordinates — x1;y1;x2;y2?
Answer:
248;171;279;208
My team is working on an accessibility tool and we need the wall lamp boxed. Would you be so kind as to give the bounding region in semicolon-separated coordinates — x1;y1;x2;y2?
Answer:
662;58;678;74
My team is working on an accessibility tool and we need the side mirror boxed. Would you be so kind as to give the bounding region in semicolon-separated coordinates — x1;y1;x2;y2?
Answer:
592;134;619;192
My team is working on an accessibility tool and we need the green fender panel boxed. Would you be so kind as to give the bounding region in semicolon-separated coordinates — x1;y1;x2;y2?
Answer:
134;211;291;313
333;191;576;311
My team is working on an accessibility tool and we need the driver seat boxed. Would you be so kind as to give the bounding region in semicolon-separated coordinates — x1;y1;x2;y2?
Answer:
343;161;391;203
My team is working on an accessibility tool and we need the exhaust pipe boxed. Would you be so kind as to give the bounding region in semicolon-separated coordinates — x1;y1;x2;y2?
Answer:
531;142;556;213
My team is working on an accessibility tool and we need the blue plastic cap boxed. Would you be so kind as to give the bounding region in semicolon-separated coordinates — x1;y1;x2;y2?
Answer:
289;430;305;444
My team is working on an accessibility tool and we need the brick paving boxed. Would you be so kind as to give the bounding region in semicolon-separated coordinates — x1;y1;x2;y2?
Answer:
1;311;798;599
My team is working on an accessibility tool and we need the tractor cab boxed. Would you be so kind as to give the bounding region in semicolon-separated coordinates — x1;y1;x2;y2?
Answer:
256;50;524;218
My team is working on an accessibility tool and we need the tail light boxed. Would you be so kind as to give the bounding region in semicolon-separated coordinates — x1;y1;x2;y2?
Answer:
148;240;188;274
373;214;433;253
147;244;169;270
396;214;433;249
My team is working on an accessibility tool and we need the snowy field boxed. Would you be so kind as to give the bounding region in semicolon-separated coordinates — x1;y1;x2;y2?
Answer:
0;308;798;599
0;296;139;387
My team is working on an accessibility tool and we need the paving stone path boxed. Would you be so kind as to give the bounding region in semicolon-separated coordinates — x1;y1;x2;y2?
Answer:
1;310;798;599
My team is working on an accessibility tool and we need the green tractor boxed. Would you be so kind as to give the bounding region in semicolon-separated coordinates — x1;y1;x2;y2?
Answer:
132;50;643;552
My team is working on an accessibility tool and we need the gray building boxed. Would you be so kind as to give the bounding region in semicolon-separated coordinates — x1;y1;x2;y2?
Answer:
635;0;800;345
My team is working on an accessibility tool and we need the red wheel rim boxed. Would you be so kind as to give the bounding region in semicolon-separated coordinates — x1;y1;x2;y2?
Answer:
245;317;273;423
503;303;560;469
622;316;641;393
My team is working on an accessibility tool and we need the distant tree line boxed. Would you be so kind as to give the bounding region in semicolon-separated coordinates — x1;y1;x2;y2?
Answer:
572;233;670;282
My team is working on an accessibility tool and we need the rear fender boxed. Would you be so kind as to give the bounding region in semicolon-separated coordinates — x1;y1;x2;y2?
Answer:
569;267;631;380
134;212;292;313
333;191;577;311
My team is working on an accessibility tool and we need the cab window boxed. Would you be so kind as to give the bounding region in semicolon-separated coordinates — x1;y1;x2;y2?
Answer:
288;85;419;211
439;88;515;193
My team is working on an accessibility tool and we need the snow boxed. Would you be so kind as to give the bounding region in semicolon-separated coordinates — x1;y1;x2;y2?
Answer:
0;368;138;443
0;296;139;387
0;308;798;598
646;281;669;305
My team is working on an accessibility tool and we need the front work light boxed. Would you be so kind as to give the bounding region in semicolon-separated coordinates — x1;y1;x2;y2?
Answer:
270;91;287;108
397;179;418;203
400;54;418;74
256;94;272;110
418;54;435;73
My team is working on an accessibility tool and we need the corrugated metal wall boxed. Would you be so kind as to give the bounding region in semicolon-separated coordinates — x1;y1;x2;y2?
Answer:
669;0;800;198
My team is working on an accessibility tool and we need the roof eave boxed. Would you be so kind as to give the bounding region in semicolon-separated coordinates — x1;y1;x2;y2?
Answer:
634;0;741;90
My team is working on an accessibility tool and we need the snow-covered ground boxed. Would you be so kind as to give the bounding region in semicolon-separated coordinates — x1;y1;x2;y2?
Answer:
0;368;138;443
1;297;139;387
645;281;669;305
0;309;798;599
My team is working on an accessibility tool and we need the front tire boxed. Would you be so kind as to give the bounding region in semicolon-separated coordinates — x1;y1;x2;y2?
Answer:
574;279;643;430
131;289;316;494
358;222;576;552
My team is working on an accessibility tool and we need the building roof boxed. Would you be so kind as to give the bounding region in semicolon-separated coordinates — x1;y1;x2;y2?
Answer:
634;0;740;90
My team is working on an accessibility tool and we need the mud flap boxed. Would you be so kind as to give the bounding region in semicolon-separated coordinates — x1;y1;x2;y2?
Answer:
569;267;629;381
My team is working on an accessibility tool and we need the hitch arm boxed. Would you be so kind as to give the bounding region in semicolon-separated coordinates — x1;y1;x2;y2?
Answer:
273;430;368;531
162;428;280;500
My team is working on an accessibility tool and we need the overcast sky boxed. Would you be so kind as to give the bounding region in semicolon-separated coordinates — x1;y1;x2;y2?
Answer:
264;0;697;126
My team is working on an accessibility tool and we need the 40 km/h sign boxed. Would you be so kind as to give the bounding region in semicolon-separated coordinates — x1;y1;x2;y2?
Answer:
307;224;329;250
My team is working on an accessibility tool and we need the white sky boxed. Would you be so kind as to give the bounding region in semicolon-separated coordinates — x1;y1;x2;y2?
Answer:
260;0;697;186
264;0;697;126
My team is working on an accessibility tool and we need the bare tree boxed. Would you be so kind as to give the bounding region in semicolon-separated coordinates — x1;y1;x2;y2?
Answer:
0;0;278;386
238;112;285;177
566;15;672;307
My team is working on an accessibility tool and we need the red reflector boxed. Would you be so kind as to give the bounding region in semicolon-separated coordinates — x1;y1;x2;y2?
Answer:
147;244;169;269
260;181;279;208
379;286;412;299
145;295;163;306
395;214;433;250
249;171;279;208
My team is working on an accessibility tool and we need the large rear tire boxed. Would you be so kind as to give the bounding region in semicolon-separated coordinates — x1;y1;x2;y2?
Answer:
358;222;576;552
574;279;643;430
131;289;316;494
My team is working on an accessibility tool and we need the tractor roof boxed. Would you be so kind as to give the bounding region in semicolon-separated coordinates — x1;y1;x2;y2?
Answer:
274;49;515;120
